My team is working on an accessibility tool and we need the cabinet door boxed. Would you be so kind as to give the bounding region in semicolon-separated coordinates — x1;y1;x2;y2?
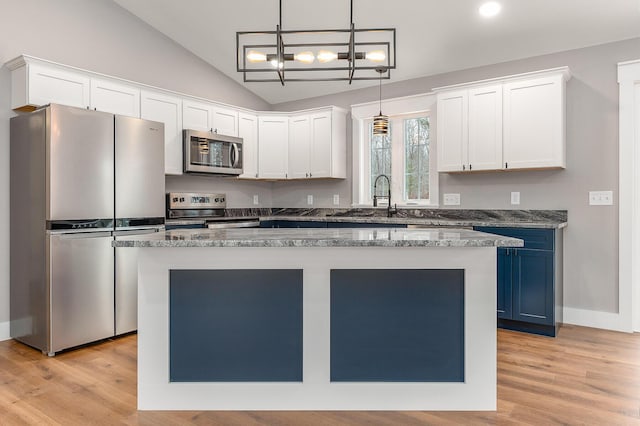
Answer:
90;78;140;117
141;90;183;175
183;99;214;132
497;248;513;319
238;112;258;179
503;76;565;169
288;115;311;179
436;90;467;172
512;249;554;325
468;85;502;171
309;111;332;178
258;116;289;179
27;63;90;109
212;106;239;136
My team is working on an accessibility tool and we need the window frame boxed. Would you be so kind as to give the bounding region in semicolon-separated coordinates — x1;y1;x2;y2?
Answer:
351;93;438;208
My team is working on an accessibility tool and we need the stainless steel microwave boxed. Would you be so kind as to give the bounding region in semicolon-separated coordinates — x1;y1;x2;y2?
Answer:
183;129;243;175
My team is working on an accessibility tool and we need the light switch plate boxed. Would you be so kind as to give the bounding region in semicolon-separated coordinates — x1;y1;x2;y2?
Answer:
589;191;613;205
333;194;340;205
253;195;259;205
443;193;461;206
511;192;521;205
307;195;313;205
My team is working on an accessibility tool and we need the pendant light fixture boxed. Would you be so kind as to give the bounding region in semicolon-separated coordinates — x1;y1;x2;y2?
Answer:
373;68;389;135
236;0;396;85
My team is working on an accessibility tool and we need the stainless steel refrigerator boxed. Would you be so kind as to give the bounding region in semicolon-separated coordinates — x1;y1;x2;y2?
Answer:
10;104;165;355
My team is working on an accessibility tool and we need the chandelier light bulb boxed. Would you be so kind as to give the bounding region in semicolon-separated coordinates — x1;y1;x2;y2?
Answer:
270;59;284;69
317;50;338;63
294;51;315;64
366;50;386;62
246;50;267;63
479;1;501;17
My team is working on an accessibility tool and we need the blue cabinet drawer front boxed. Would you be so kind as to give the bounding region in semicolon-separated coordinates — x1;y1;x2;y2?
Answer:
474;227;554;250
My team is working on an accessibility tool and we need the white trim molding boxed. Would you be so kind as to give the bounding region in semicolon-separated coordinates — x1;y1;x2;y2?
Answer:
617;59;640;332
0;321;10;342
350;92;439;207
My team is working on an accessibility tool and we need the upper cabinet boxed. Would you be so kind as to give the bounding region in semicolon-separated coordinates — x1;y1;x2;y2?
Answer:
309;109;347;179
9;59;90;111
7;55;347;181
503;75;566;170
182;99;214;132
141;90;183;175
238;112;258;179
288;115;311;179
90;78;140;117
183;99;239;137
435;67;570;173
258;116;289;179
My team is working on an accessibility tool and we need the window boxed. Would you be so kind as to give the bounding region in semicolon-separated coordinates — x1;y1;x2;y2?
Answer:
351;92;437;207
364;112;434;206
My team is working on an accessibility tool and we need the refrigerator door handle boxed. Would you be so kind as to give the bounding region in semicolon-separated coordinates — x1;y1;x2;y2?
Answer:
52;231;113;238
113;226;163;236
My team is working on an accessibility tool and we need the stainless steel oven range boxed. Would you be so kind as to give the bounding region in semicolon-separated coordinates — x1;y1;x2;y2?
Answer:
166;192;259;230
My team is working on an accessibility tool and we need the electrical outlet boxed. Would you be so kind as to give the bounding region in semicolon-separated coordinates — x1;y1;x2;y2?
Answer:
589;191;613;206
443;193;461;206
253;195;259;205
333;194;340;205
511;192;521;205
307;195;313;205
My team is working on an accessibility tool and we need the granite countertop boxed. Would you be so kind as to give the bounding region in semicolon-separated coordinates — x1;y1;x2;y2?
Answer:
166;209;568;229
259;215;566;229
113;227;524;248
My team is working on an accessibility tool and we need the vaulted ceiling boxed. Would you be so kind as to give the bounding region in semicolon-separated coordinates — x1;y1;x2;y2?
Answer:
113;0;640;104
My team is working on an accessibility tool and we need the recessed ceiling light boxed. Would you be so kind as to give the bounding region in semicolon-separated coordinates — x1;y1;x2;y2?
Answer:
479;1;502;18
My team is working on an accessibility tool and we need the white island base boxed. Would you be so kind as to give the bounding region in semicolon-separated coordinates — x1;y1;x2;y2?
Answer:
136;243;498;411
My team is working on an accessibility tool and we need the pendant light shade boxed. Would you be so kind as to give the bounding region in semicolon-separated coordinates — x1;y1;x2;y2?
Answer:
373;67;389;136
373;114;389;135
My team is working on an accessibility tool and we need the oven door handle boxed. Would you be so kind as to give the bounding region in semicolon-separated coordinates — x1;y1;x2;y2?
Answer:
230;143;240;168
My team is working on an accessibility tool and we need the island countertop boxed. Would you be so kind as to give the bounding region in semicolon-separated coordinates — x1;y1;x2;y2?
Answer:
113;227;524;248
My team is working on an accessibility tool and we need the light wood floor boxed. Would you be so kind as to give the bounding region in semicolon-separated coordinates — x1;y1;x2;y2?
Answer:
1;325;639;425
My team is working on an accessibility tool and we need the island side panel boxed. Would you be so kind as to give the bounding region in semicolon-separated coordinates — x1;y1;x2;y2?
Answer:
137;246;496;411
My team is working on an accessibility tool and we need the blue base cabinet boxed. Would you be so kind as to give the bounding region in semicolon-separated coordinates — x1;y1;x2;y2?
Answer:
475;227;563;337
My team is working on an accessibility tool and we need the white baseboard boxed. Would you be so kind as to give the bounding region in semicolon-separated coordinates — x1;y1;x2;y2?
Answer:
563;307;633;333
0;320;10;342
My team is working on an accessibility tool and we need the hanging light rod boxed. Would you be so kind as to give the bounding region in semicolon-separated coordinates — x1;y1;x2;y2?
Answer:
236;0;396;85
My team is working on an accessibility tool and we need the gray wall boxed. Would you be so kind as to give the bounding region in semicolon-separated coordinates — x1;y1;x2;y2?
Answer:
0;0;275;335
272;37;640;315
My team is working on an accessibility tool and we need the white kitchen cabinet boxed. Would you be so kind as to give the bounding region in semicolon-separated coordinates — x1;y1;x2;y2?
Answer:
503;75;566;170
468;84;502;171
182;99;214;132
212;106;239;137
90;78;140;118
435;67;569;173
258;116;289;179
9;59;90;111
238;112;258;179
310;109;346;178
285;108;347;180
436;90;468;172
183;99;239;137
288;115;311;179
141;90;183;175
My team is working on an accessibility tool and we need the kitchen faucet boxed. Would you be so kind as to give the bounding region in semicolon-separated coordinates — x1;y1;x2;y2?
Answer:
373;174;398;218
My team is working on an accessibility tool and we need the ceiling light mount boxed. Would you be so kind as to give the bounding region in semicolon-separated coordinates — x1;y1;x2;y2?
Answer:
236;0;396;85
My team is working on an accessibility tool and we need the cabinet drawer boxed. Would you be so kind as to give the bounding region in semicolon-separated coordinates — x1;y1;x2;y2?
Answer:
474;227;554;250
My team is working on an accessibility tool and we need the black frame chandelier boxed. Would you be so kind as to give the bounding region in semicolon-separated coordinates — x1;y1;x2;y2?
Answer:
236;0;396;85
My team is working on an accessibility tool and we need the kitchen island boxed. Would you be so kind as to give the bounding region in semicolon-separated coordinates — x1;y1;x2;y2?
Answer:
114;227;523;411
